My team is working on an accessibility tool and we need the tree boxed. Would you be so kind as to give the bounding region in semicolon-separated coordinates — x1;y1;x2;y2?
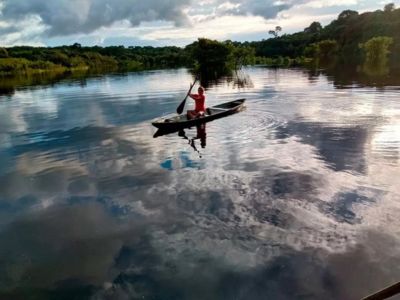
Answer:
72;43;82;49
0;48;8;58
360;36;393;76
384;3;395;12
318;40;339;58
310;40;339;59
187;38;232;71
338;10;359;20
229;46;255;69
303;44;319;57
359;36;393;64
268;26;282;38
304;22;322;34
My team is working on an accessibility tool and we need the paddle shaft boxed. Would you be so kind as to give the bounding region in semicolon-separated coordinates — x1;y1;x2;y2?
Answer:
362;281;400;300
177;77;198;115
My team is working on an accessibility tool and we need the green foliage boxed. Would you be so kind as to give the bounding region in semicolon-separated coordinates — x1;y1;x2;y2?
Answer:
0;48;8;58
314;40;339;58
186;38;256;73
251;3;400;67
359;36;393;75
0;58;66;74
81;52;118;69
1;4;399;75
384;3;395;12
1;44;190;74
29;60;61;70
304;22;322;34
359;36;393;64
187;38;231;72
69;56;88;68
337;10;359;20
253;56;311;67
48;51;70;66
228;44;256;69
0;58;30;73
72;43;82;49
303;44;318;57
363;59;390;76
252;30;319;58
119;60;144;71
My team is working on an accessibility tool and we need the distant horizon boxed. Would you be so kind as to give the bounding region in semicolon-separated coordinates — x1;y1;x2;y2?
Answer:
0;0;398;48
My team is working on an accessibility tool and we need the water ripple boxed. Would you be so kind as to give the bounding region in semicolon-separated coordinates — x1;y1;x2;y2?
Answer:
0;67;400;299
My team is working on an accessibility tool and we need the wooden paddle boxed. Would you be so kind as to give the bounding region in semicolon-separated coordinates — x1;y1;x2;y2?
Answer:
362;281;400;300
177;77;198;115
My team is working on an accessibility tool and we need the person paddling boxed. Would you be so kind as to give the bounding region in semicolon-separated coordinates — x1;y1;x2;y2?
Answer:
187;86;206;119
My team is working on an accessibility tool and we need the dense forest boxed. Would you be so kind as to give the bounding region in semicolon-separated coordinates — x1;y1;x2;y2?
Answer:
249;3;400;65
0;3;399;75
0;44;191;74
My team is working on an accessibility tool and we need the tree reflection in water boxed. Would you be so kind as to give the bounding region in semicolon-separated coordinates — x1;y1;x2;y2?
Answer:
192;68;254;90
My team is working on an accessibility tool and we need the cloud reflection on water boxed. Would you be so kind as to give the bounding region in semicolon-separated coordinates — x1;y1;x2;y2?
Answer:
0;67;399;299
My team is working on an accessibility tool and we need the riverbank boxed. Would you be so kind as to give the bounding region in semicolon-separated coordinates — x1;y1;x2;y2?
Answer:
0;45;189;76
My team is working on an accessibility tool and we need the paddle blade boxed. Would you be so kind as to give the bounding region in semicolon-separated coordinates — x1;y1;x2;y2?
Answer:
176;98;186;114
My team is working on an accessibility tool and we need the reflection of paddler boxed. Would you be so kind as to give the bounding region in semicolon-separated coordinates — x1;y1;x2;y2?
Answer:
178;124;207;157
196;123;207;148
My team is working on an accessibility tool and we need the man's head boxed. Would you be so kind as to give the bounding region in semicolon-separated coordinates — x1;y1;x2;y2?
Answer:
198;86;205;95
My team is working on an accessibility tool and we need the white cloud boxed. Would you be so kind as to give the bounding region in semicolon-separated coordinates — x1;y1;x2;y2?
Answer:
0;0;396;46
0;15;46;46
0;0;193;36
143;15;268;42
303;0;359;8
0;0;303;37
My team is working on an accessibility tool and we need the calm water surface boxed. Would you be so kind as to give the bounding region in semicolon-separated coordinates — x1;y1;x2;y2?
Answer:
0;67;400;299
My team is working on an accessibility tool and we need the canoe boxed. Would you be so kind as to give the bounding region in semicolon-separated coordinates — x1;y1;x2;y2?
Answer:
152;99;246;130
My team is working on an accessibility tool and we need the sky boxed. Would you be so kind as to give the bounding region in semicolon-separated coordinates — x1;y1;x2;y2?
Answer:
0;0;397;47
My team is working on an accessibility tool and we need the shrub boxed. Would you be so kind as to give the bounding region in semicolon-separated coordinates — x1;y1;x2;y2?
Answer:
0;48;9;58
0;58;30;73
359;36;393;64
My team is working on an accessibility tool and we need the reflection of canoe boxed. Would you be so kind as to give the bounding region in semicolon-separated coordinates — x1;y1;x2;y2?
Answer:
152;99;246;130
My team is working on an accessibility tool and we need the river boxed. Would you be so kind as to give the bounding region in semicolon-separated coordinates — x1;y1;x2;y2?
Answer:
0;67;399;299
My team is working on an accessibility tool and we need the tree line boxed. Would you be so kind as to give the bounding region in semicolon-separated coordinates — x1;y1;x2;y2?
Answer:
251;3;399;67
0;3;398;75
0;44;191;75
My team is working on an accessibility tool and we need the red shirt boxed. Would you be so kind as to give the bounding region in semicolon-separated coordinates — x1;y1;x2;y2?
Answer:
190;94;206;112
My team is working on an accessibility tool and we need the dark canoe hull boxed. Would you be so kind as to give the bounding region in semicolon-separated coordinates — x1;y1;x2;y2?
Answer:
152;99;246;130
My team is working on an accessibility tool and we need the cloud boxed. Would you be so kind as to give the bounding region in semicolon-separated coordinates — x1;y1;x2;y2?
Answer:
0;0;308;37
216;0;294;18
0;0;385;46
304;0;359;8
1;68;400;298
0;0;193;36
0;14;46;46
